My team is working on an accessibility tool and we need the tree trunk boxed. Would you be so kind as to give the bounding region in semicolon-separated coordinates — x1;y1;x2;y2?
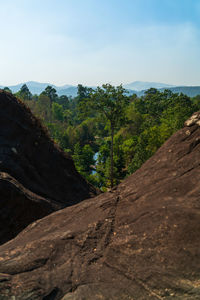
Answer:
110;125;114;189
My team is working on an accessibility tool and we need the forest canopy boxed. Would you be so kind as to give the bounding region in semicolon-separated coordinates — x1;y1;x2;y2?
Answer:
11;83;200;190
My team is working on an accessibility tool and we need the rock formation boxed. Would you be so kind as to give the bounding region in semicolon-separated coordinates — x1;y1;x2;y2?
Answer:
0;90;97;245
0;111;200;299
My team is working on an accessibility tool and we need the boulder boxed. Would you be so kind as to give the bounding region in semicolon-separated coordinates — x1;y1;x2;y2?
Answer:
0;91;97;245
0;112;200;299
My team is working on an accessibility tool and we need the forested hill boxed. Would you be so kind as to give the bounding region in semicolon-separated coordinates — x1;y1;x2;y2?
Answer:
7;83;200;190
1;81;200;97
0;81;77;97
136;86;200;97
160;86;200;97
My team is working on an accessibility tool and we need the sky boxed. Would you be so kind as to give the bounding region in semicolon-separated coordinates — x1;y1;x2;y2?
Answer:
0;0;200;86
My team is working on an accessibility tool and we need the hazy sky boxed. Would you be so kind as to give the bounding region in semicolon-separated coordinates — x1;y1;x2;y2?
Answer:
0;0;200;86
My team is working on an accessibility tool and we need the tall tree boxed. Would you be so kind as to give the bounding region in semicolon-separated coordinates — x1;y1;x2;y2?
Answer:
41;86;58;103
18;84;32;100
79;84;128;188
57;95;69;109
36;94;51;121
77;84;91;100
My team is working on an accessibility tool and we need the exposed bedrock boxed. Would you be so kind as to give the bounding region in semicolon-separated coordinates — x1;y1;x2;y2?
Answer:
0;110;200;299
0;91;97;244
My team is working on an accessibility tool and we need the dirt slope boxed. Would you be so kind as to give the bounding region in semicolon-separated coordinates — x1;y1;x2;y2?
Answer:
0;90;97;244
0;112;200;299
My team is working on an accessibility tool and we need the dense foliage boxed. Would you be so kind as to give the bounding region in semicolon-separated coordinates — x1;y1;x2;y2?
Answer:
12;84;200;190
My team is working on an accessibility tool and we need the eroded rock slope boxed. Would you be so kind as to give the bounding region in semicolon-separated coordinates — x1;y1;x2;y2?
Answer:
0;112;200;299
0;90;97;244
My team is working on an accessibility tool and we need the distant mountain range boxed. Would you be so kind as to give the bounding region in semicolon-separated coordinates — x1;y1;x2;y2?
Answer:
124;81;174;91
0;81;200;98
0;81;75;97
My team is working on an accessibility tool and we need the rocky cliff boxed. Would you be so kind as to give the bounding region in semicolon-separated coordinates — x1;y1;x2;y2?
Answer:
0;90;97;245
0;111;200;299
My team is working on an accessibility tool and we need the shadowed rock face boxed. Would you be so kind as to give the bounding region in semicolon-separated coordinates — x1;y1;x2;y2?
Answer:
0;112;200;299
0;90;97;245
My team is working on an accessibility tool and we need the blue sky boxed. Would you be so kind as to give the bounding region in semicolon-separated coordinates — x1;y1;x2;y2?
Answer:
0;0;200;86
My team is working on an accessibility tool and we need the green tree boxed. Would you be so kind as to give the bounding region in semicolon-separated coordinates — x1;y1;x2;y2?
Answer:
75;118;96;148
18;84;32;100
36;94;51;121
3;87;12;93
41;85;58;103
121;137;138;170
77;84;91;100
52;102;64;121
57;95;69;109
79;84;129;188
73;143;95;178
76;84;93;122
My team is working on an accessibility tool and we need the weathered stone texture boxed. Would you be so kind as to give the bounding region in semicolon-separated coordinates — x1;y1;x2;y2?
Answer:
0;90;97;245
0;109;200;299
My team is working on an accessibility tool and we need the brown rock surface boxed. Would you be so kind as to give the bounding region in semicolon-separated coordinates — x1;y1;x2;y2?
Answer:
0;90;97;245
0;112;200;299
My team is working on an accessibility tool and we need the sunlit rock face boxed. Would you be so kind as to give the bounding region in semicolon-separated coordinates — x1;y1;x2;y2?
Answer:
184;111;200;127
0;109;200;299
0;90;97;245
